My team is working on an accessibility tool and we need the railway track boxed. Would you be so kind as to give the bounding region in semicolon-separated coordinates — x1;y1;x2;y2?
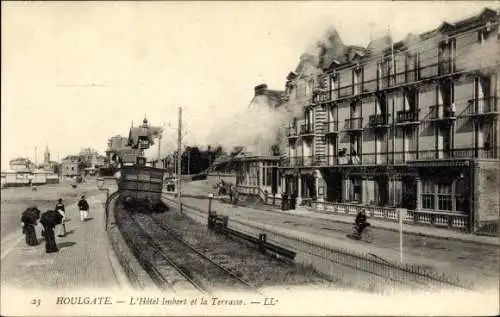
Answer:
132;212;262;295
115;206;204;294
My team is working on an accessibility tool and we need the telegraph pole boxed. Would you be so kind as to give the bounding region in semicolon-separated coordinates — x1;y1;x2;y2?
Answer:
177;107;182;212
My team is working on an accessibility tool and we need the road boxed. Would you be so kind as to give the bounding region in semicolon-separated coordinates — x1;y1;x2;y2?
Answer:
1;180;101;240
179;180;499;288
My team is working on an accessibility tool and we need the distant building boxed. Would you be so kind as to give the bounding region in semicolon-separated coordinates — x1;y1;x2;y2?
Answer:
61;155;80;177
9;157;36;172
40;145;59;173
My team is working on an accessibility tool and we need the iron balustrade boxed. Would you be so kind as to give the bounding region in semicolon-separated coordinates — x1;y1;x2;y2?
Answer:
314;90;332;103
467;96;498;115
438;59;454;76
292;148;498;167
300;124;314;135
396;109;420;123
428;104;456;120
324;121;339;133
284;156;314;167
287;127;298;137
368;114;390;126
344;117;363;130
338;85;353;97
312;63;467;103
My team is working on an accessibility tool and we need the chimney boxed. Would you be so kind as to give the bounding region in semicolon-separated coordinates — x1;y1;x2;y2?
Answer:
254;84;268;96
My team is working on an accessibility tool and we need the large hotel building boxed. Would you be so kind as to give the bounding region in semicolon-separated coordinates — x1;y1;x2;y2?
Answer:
279;8;499;234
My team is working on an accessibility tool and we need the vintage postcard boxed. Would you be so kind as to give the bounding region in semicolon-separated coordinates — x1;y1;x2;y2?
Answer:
1;1;499;316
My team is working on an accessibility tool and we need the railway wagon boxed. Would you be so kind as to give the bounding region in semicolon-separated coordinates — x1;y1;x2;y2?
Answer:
117;165;165;206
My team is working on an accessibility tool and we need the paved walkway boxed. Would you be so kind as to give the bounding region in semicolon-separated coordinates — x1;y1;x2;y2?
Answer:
206;194;498;246
0;192;124;292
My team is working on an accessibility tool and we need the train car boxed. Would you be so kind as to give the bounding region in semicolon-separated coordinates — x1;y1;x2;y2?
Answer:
118;164;165;206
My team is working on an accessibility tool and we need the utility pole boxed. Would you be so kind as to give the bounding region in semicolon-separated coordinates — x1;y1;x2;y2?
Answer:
158;134;162;168
34;146;37;166
177;107;182;212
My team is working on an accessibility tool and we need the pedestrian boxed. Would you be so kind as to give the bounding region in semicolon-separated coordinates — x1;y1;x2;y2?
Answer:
290;192;297;210
40;210;63;253
55;199;66;237
21;207;41;246
233;187;239;207
78;195;90;222
228;184;233;203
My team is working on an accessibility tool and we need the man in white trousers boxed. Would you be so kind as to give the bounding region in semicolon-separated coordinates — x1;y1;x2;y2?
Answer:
78;195;90;222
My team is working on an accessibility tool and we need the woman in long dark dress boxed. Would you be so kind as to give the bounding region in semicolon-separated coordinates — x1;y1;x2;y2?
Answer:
40;210;62;253
21;207;40;246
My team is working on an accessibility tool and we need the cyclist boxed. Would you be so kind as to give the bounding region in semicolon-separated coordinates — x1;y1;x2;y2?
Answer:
355;209;368;237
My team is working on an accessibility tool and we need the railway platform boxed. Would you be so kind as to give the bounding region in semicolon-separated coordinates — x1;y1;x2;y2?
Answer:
0;192;127;292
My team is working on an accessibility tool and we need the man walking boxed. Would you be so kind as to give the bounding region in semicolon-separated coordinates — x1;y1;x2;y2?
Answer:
55;198;66;237
78;195;90;222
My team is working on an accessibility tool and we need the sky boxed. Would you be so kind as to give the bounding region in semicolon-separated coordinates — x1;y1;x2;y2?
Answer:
2;1;498;168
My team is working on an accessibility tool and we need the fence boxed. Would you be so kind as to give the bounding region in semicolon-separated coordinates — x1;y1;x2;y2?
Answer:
164;196;472;292
311;201;469;231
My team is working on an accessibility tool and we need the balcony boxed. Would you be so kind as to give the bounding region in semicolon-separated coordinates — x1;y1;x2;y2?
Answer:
408;147;498;161
343;117;363;131
438;59;454;76
467;97;498;117
338;85;353;98
368;114;390;128
314;90;332;104
284;156;314;167
396;109;420;125
428;105;457;122
299;124;314;137
287;127;298;139
324;121;339;134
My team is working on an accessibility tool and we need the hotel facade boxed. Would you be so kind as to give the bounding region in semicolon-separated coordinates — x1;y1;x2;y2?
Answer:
279;8;499;234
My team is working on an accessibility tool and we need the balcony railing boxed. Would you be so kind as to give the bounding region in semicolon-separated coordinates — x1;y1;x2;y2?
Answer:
314;90;332;104
467;97;498;115
428;104;456;120
396;109;420;123
438;59;454;76
344;117;363;130
368;114;390;127
318;63;465;102
338;85;353;98
408;147;499;160
293;148;499;167
284;156;314;167
300;124;314;135
287;127;298;138
324;121;339;134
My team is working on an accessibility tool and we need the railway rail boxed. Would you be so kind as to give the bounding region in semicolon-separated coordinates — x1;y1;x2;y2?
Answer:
162;195;472;292
114;199;261;295
133;213;262;295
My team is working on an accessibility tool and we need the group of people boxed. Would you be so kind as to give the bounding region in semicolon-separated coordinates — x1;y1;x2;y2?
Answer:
21;195;90;253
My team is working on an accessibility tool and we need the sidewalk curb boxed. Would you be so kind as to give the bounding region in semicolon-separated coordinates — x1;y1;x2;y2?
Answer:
175;193;499;247
270;208;499;247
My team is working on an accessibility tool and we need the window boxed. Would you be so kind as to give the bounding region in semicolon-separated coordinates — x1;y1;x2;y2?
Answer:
422;180;434;209
330;74;338;100
353;67;362;94
437;182;452;211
